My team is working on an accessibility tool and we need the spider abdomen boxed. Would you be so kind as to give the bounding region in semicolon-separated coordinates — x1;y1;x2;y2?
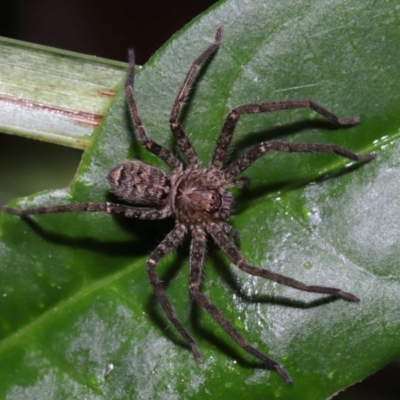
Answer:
107;160;171;205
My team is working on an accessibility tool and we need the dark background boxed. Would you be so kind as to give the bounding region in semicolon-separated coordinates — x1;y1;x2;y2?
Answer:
0;1;398;398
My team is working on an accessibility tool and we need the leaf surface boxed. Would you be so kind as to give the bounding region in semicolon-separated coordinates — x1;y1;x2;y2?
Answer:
1;0;400;398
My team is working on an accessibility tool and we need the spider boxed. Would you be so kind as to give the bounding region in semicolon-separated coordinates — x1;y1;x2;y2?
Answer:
3;26;375;384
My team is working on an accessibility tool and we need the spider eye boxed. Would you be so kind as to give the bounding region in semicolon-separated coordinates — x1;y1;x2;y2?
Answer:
207;191;221;213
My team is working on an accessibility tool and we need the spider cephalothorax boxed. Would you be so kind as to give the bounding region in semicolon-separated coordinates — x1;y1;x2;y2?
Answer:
174;166;234;224
3;26;375;384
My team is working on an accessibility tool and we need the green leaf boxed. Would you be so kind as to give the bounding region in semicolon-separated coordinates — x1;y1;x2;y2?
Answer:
0;36;126;149
1;0;400;398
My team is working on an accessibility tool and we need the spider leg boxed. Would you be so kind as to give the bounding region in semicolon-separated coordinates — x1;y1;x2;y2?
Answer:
231;177;251;189
189;226;292;384
169;26;223;166
125;50;182;171
224;140;375;181
218;221;240;245
212;99;364;169
2;203;172;220
146;223;202;362
209;222;359;302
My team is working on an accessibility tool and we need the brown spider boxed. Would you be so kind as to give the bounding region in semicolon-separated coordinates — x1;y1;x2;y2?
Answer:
3;26;375;384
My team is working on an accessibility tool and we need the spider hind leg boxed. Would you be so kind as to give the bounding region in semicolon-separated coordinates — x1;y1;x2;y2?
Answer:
189;226;292;384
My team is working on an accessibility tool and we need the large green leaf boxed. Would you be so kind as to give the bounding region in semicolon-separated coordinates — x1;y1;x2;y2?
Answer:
1;0;400;398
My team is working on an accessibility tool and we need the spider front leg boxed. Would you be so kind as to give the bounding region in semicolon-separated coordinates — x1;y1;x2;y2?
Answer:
209;223;359;302
169;26;223;166
146;223;202;362
189;226;292;384
212;99;367;170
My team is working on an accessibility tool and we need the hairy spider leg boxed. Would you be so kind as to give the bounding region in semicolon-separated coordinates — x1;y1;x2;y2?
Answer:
125;50;182;172
208;223;359;302
146;223;202;362
169;26;223;167
2;203;172;220
189;226;292;384
218;221;240;244
224;139;375;181
212;100;367;170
